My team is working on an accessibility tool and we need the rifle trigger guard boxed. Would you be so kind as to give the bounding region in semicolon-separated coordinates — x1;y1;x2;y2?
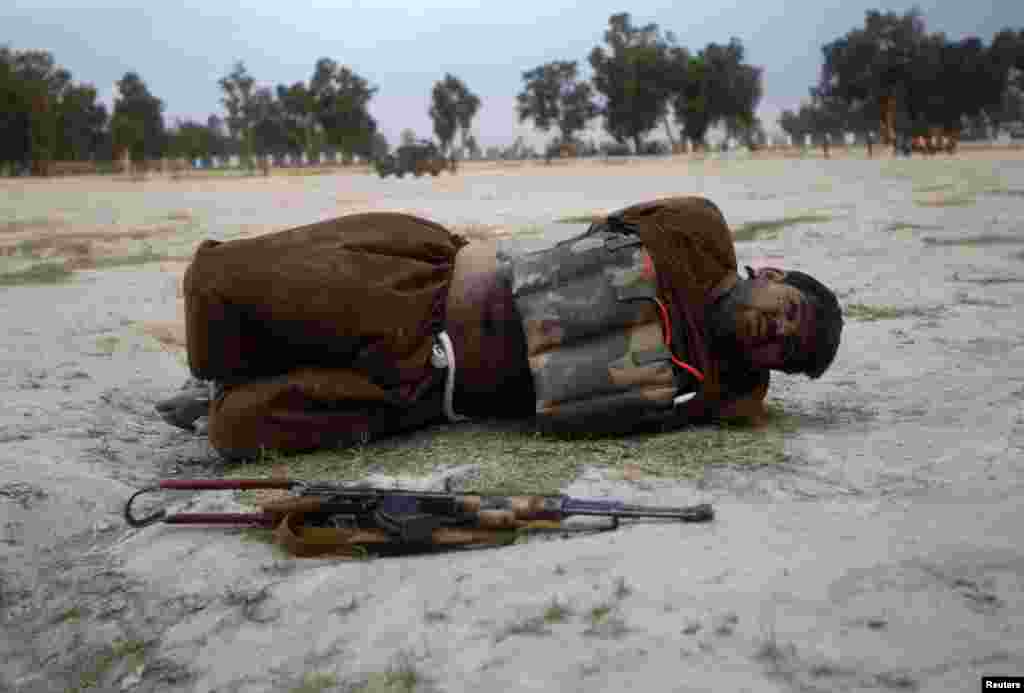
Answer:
124;487;166;528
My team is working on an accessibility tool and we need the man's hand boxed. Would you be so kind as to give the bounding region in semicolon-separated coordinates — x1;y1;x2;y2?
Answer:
717;382;770;429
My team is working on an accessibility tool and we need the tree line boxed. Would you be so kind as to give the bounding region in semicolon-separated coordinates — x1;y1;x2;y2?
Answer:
2;8;1023;174
780;9;1024;149
518;12;764;155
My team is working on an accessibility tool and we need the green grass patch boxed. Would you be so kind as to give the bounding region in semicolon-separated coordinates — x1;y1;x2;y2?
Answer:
583;601;630;637
913;182;954;193
239;527;291;559
733;214;833;242
922;234;1024;247
355;652;420;693
512;224;549;238
544;598;573;624
1;217;61;234
885;222;940;233
844;303;941;321
291;672;339;693
915;194;975;208
0;261;73;286
228;406;796;499
982;187;1024;198
72;638;148;692
94;336;120;355
240;527;276;544
53;606;83;624
276;167;337;177
84;245;171;270
589;605;613;623
555;214;605;224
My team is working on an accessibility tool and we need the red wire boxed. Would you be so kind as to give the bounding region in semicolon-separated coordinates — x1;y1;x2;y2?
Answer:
654;298;705;382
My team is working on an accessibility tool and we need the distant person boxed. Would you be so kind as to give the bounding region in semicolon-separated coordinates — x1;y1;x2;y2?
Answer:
157;197;844;459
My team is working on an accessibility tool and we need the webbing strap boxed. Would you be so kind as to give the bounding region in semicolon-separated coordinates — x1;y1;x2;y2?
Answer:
431;331;470;423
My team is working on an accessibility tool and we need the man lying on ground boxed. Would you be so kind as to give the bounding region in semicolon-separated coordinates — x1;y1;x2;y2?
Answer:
156;196;843;460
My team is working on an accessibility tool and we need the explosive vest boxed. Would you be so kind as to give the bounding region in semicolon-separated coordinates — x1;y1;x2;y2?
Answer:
507;220;703;433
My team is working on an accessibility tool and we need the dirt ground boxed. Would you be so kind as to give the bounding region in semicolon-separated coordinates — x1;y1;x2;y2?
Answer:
2;149;1023;692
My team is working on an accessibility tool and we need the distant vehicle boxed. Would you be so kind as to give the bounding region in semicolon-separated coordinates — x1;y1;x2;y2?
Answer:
376;141;448;178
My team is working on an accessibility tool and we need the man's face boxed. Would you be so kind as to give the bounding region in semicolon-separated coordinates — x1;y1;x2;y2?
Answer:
711;268;813;372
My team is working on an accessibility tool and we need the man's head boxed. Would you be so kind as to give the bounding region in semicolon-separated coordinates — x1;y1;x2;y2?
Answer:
708;267;843;378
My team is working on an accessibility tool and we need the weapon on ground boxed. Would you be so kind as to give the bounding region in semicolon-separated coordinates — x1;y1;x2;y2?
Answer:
124;478;714;557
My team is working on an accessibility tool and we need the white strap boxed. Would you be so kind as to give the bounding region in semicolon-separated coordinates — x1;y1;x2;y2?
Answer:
673;392;697;407
433;331;470;423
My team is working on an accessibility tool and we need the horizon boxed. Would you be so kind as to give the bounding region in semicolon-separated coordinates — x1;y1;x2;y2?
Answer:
3;0;1022;150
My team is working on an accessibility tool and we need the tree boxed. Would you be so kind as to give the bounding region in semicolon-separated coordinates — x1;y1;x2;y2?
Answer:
779;107;814;144
111;71;165;163
588;13;674;153
56;83;107;161
463;134;480;159
168;119;210;162
307;58;378;161
429;79;458;155
430;74;478;156
0;47;87;173
276;81;316;162
818;8;930;144
370;132;389;160
516;61;599;145
820;12;1021;143
672;38;763;150
0;47;30;170
219;61;257;169
205;115;229;164
453;78;480;155
250;87;291;162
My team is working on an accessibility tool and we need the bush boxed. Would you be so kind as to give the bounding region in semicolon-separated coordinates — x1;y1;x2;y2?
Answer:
600;142;632;157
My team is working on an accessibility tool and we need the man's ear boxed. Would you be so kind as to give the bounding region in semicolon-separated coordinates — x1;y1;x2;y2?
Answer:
749;267;786;282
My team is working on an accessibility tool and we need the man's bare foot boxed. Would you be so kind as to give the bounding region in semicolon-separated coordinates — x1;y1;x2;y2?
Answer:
155;385;211;431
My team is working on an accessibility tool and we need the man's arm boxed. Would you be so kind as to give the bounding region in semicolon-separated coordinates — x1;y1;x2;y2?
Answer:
716;378;770;427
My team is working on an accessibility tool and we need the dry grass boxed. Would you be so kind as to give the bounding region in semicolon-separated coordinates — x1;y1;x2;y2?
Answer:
555;214;606;224
913;182;954;193
0;218;194;285
228;404;795;498
733;214;833;242
885;222;940;233
0;217;64;234
844;303;944;321
494;615;553;642
290;673;338;693
915;193;975;208
922;234;1024;247
354;650;421;693
983;187;1024;198
0;261;74;286
543;597;573;624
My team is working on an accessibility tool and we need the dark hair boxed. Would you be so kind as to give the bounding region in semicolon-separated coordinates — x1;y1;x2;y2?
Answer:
781;271;843;379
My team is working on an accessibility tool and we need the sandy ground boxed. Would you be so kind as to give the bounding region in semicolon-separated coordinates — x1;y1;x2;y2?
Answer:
2;150;1024;692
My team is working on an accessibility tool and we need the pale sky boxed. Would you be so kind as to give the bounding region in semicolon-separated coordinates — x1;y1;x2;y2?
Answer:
3;0;1022;149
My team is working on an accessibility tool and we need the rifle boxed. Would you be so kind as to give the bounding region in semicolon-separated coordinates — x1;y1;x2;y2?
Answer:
124;479;714;558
